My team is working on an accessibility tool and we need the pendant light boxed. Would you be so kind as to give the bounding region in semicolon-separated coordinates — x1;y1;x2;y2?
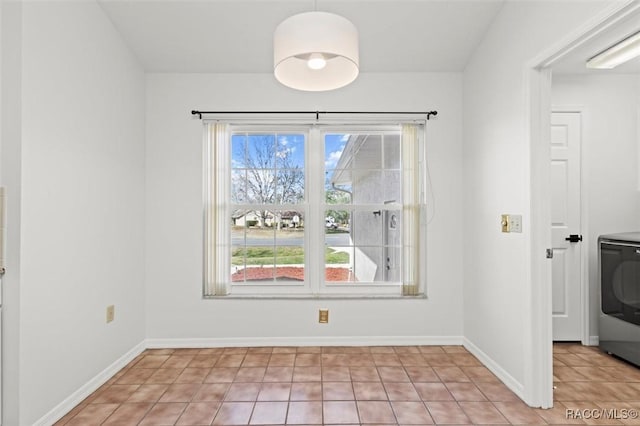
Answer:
273;4;359;91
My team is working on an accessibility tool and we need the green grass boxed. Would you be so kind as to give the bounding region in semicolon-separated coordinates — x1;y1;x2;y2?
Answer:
325;249;350;263
232;247;349;265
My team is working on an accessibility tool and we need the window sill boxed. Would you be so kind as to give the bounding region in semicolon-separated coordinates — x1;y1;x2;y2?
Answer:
203;294;427;300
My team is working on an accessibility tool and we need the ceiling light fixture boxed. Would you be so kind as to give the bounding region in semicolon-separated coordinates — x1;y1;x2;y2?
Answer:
273;10;359;91
586;30;640;69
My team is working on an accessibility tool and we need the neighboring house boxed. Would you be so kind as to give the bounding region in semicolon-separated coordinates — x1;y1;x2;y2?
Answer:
279;211;303;228
231;210;264;227
232;210;303;228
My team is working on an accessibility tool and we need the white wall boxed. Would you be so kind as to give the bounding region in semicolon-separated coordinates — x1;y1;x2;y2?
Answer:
1;2;24;424
8;2;146;424
462;0;615;404
145;72;464;343
552;74;640;339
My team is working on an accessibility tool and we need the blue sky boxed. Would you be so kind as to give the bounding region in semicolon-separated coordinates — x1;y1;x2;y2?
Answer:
231;133;349;171
325;134;349;170
231;134;304;169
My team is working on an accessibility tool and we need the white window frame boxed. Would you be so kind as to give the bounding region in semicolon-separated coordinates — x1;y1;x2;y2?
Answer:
316;127;407;296
203;120;426;298
228;126;312;296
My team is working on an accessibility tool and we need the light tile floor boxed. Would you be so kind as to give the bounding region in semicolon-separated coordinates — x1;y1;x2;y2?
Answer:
53;343;640;425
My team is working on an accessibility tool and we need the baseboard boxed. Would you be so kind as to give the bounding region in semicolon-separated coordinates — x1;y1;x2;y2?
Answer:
33;340;146;426
462;337;525;401
146;335;464;348
587;335;599;346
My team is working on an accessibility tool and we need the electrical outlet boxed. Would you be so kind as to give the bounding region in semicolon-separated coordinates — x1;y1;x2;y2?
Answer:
319;309;329;323
106;305;115;323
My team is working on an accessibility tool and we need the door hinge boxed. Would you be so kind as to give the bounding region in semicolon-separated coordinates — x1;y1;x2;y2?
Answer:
546;248;554;259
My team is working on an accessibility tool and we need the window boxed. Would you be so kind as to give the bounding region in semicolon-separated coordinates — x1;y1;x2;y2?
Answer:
204;122;424;297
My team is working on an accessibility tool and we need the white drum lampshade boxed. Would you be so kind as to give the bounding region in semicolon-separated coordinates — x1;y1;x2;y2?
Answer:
274;11;359;91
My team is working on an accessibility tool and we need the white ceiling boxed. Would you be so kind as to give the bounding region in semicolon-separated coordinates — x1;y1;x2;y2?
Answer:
97;0;505;73
551;9;640;75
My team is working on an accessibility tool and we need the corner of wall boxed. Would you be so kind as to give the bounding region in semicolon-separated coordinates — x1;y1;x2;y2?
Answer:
463;337;525;401
32;341;146;426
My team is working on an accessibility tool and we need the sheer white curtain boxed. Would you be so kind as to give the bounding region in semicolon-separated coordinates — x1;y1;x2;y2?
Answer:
401;123;423;296
204;123;230;296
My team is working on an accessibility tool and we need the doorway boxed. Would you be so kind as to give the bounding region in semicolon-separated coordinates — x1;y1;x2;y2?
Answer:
528;0;640;408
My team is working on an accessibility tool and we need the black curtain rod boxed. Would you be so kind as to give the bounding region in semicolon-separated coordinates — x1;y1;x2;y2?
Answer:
191;110;438;120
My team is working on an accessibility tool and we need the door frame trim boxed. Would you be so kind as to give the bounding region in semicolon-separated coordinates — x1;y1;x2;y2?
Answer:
550;107;588;345
525;0;640;408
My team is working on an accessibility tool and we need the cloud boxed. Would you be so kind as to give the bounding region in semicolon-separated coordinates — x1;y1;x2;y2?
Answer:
340;134;350;142
325;148;344;169
276;147;293;159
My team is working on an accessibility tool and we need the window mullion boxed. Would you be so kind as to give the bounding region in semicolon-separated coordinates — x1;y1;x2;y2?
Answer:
306;127;323;294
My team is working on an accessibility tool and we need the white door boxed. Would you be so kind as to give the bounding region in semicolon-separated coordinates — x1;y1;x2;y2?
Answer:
551;111;582;341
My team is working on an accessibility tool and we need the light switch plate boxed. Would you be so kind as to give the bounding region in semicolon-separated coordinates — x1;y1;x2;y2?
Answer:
501;214;510;233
